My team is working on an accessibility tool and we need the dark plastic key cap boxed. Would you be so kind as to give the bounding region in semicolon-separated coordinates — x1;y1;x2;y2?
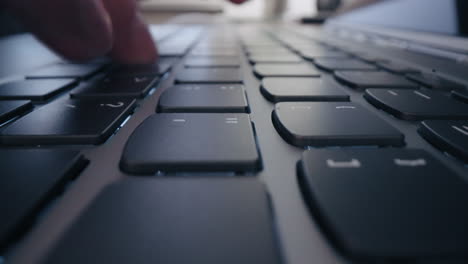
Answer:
249;54;303;64
352;52;388;63
109;59;174;77
158;85;248;113
185;56;240;67
0;79;76;100
273;102;403;147
299;47;348;60
1;98;135;145
27;63;102;79
176;68;243;83
71;76;159;98
419;120;468;162
364;89;468;121
261;77;349;102
0;149;86;250
334;71;418;89
254;63;320;78
121;114;260;174
0;100;32;123
298;148;468;259
407;72;466;92
314;58;377;72
377;61;419;74
452;89;468;103
43;178;282;264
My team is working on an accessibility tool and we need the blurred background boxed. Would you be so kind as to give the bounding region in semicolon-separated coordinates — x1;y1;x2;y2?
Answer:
0;0;360;36
139;0;345;23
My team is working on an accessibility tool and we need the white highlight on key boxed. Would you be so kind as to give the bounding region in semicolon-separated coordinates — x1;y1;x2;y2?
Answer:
326;159;361;168
225;117;238;124
387;90;399;96
172;119;186;123
394;158;427;167
335;106;356;109
134;77;148;83
413;91;431;100
100;102;124;108
452;125;468;136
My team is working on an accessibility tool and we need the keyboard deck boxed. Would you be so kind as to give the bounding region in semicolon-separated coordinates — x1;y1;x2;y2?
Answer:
1;23;468;264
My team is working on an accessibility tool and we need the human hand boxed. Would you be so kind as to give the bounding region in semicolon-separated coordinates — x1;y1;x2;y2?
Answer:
3;0;247;64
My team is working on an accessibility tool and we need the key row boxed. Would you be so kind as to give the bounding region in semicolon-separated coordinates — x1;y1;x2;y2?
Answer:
118;102;465;176
4;146;466;263
0;58;181;145
0;83;253;146
0;58;174;102
241;31;468;162
249;29;467;94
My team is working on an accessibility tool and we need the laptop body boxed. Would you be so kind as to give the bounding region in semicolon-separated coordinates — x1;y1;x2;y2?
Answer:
1;0;468;263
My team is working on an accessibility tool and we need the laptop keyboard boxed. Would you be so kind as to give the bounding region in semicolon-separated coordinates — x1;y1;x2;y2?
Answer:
1;24;468;263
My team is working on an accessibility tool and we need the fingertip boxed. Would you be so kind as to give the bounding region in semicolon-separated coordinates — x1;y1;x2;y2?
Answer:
230;0;247;4
54;25;113;62
6;0;114;62
109;16;159;64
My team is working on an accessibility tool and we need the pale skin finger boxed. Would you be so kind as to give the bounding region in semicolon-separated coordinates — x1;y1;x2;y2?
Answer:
3;0;248;63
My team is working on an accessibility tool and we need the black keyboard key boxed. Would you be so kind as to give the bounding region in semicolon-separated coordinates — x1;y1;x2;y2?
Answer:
249;54;302;64
109;59;174;78
299;48;348;60
407;72;466;92
121;114;260;174
314;58;377;72
71;76;158;98
176;68;243;83
254;63;320;78
27;63;102;79
452;89;468;103
0;79;76;100
298;148;468;259
377;61;419;74
419;120;468;162
273;102;403;147
1;98;135;145
352;52;388;63
0;149;86;249
334;71;418;89
364;89;468;120
185;56;240;67
43;178;281;264
261;77;349;102
0;100;32;123
158;85;248;113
